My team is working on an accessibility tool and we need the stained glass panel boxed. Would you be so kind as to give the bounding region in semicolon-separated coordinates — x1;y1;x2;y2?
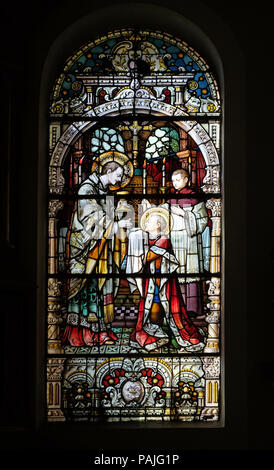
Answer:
47;356;220;422
50;29;220;118
47;29;222;424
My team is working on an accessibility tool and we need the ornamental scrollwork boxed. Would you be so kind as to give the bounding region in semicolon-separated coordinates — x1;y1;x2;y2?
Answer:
48;200;64;218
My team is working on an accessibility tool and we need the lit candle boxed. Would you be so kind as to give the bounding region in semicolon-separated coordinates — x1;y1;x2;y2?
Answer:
143;159;147;194
162;156;166;187
79;157;83;183
188;155;192;186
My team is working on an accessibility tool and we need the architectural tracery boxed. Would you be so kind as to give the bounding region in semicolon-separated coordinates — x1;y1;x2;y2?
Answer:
47;28;222;423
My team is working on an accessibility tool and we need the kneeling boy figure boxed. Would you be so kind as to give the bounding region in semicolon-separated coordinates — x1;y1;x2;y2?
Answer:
130;207;204;352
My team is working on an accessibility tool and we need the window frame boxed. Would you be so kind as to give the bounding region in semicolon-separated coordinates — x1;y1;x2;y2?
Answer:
36;0;247;450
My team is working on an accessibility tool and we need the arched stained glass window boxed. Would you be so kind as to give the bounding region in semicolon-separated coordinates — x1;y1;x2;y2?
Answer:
47;29;222;424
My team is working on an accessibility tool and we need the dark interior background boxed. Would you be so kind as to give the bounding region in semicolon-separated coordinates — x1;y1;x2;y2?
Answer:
1;0;273;464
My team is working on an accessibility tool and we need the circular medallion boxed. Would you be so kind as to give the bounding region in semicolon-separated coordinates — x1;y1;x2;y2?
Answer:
207;103;216;112
188;80;198;90
121;380;144;403
72;81;82;91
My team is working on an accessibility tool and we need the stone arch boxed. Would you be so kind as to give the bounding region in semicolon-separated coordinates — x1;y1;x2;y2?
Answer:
173;359;205;388
143;358;174;387
66;371;94;386
37;0;242;434
95;359;124;388
49;101;219;194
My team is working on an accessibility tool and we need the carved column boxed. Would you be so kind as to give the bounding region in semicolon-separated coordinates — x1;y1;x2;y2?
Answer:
204;277;221;353
48;278;64;354
205;199;221;273
48;200;64;354
200;357;220;421
86;86;94;107
175;86;184;105
47;358;66;422
48;200;64;274
197;390;205;416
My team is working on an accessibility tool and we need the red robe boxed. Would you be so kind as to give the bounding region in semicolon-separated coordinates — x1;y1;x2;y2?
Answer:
61;326;117;347
130;235;203;351
168;186;199;206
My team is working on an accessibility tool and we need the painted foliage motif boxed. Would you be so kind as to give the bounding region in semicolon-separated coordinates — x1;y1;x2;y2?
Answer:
47;29;222;423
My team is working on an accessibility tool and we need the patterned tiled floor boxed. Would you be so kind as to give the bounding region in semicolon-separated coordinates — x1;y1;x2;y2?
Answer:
63;327;202;355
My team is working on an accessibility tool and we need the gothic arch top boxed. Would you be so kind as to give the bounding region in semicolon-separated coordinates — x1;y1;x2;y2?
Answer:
46;26;223;425
49;28;221;197
49;29;221;118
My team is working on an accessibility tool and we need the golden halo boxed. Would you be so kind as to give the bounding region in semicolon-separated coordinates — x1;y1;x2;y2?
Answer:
91;151;134;190
140;207;173;235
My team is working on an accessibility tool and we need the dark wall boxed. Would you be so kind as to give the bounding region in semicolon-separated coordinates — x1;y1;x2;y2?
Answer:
1;0;273;462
